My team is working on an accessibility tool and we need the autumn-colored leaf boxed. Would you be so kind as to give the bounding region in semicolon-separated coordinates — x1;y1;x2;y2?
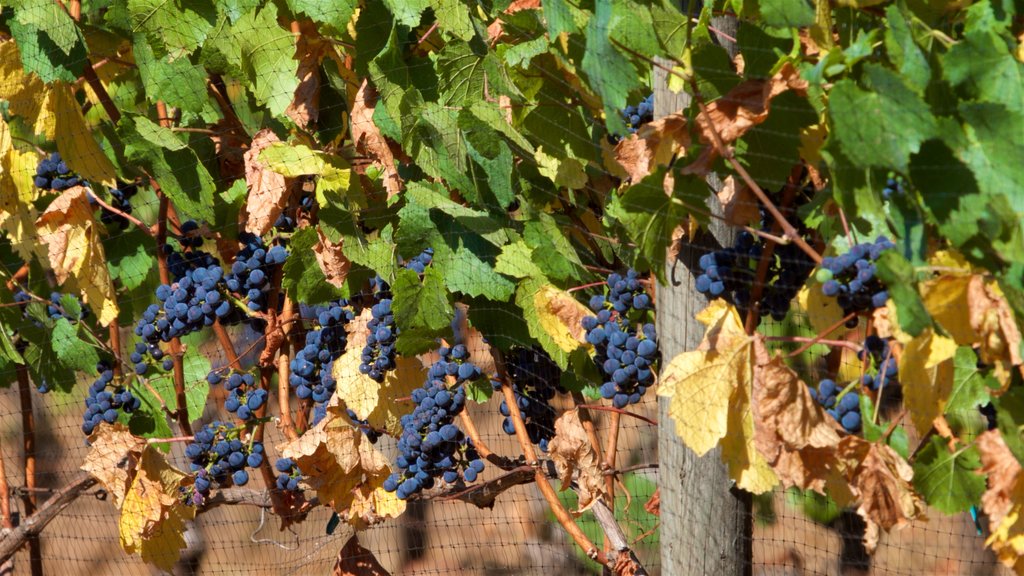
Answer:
0;116;46;262
839;436;925;535
36;185;119;325
52;82;117;188
796;283;846;338
119;448;194;571
242;128;290;236
0;42;47;135
975;429;1024;573
286;22;325;129
721;353;779;494
613;114;689;183
334;346;424;437
685;63;808;175
81;423;146;508
332;534;391;576
534;283;591;352
547;409;608;512
314;228;351;288
898;328;957;434
717;176;760;227
351;80;402;198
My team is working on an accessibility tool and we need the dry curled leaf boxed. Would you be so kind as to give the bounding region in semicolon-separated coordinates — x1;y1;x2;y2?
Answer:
613;114;690;183
643;488;660;516
976;429;1024;574
717;176;760;227
547;409;608;512
286;22;324;129
332;534;391;576
351;80;402;198
314;228;351;288
81;423;146;508
242;129;289;236
838;436;925;534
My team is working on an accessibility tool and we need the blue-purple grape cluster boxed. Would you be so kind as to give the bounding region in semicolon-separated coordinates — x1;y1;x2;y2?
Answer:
81;361;141;435
289;300;353;408
809;378;861;433
696;227;815;321
383;346;484;500
87;182;139;230
858;335;899;391
622;94;654;132
182;421;264;506
582;270;659;408
494;347;564;451
225;234;288;313
207;370;267;421
359;248;434;382
34;152;82;191
133;261;232;375
274;458;303;491
819;237;896;327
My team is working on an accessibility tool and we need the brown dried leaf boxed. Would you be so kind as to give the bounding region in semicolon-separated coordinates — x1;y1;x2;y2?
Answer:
717;176;761;227
332;535;391;576
81;423;146;508
685;63;808;175
643;488;660;516
547;409;607;512
243;129;289;236
313;228;351;288
351;80;402;198
977;430;1021;529
754;348;841;453
968;278;1023;383
839;436;925;532
613;114;690;183
286;23;324;129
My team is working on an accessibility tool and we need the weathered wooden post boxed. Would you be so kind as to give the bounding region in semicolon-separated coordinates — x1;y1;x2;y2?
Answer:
655;16;752;575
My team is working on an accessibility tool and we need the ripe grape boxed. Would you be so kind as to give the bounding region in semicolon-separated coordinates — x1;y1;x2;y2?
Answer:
582;270;659;408
289;300;353;418
182;421;263;506
87;182;139;230
808;378;861;433
858;335;899;392
274;458;303;491
881;175;905;200
494;347;564;451
818;237;896;326
213;370;267;422
34;152;82;191
621;94;654;133
81;361;141;435
225;234;288;313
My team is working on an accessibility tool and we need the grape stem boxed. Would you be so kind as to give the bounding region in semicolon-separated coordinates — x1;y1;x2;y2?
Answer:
491;346;611;568
577;404;658;426
88;191;155;238
785;312;858;358
276;297;299;442
212;321;242;371
765;335;862;352
15;364;41;576
145;435;194;445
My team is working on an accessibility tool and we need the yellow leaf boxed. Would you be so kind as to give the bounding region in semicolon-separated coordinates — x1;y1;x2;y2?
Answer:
52;82;116;188
658;302;751;456
0;117;46;262
81;423;146;508
36;186;119;325
721;362;778;494
345;483;407;529
899;329;957;434
922;275;976;344
797;283;846;337
0;41;47;133
118;448;194;571
977;430;1024;574
334;347;423;437
535;146;587;190
534;283;590;353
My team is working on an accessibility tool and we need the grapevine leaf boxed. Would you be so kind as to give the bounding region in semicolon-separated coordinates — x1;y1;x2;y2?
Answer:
51;318;100;374
721;348;779;494
548;409;609;512
180;333;211;423
612;115;690;183
82;423;146;508
874;250;930;337
941;2;1023;115
313;228;351;289
242;129;289;236
495;240;546;279
912;437;984;514
739;91;817;186
132;34;212;114
382;0;428;27
392;266;454;332
106;227;158;291
516;279;589;369
946;346;995;416
755;0;814;27
437;239;515;301
259;142;352;199
976;429;1024;572
883;6;930;93
286;0;358;31
282;228;347;304
220;3;299;116
118;448;195;570
126;386;175;443
53;83;118;188
581;0;641;136
463;297;532;351
351;80;402;199
898;328;957;435
7;2;87;83
837;436;925;536
36;186;119;326
0;42;48;128
126;0;215;58
827;65;937;171
522;215;587;282
0;118;47;263
955;103;1024;205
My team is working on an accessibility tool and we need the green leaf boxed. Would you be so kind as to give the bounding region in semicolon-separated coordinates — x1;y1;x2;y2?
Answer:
515;277;573;368
282;227;347;304
392;267;454;332
463;378;493;403
542;0;585;37
994;387;1024;463
912;438;985;514
883;6;930;93
0;314;24;365
405;182;510;247
119;115;216;223
438;238;515;301
756;0;814;27
383;0;428;27
180;333;212;422
941;1;1023;114
107;228;158;291
22;336;76;394
523;214;587;282
827;65;937;171
127;384;175;444
955;103;1024;204
8;2;88;83
133;33;212;114
127;0;215;58
465;297;532;351
874;251;931;337
495;240;547;279
222;3;300;116
946;346;994;416
50;319;100;374
582;0;642;136
739;91;817;187
609;0;660;59
286;0;358;31
430;0;476;40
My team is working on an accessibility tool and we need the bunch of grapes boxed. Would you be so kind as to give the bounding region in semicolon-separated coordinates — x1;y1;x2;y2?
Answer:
622;94;654;133
225;234;288;312
696;226;816;321
289;300;353;406
809;378;861;433
274;458;303;492
494;347;564;451
208;370;267;421
133;263;232;374
182;422;264;505
858;335;899;392
359;248;434;382
34;152;82;191
130;341;172;374
582;270;659;408
383;347;484;500
81;361;141;435
819;237;896;325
